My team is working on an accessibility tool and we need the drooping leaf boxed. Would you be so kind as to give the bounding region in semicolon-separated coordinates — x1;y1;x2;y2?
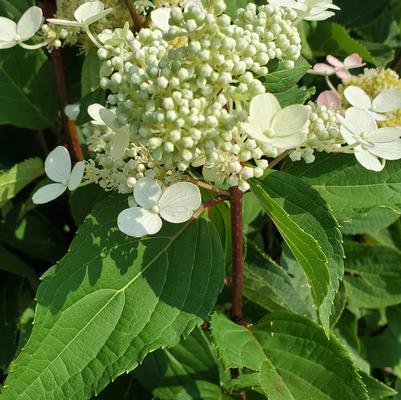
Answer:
134;328;219;398
2;194;225;400
0;244;37;287
0;158;43;208
251;170;344;332
286;153;401;223
359;371;397;400
344;242;401;309
154;380;234;400
0;272;33;370
362;305;401;379
244;242;312;316
0;209;68;263
0;48;58;129
211;312;368;400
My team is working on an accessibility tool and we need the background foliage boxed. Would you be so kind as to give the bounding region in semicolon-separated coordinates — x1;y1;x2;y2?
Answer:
1;0;401;399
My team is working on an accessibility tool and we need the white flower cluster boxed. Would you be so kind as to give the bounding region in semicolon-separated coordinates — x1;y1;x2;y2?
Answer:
94;0;301;191
290;102;343;163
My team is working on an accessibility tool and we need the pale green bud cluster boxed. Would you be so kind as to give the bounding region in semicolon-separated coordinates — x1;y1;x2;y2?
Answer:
82;122;171;193
94;0;301;190
290;103;343;163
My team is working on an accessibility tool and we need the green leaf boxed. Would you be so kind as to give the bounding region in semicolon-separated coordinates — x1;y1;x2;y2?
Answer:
275;85;315;107
359;371;397;400
264;56;310;93
250;179;329;308
81;48;101;97
155;381;233;400
224;0;248;19
76;88;106;126
134;328;219;398
308;22;381;66
362;306;401;379
0;47;58;129
251;170;344;332
244;243;312;316
344;242;401;309
0;209;68;263
211;312;368;400
94;374;151;399
0;158;43;208
341;208;400;235
0;244;37;287
334;309;370;373
286;153;401;223
0;272;33;370
69;184;107;226
0;0;34;19
2;194;225;400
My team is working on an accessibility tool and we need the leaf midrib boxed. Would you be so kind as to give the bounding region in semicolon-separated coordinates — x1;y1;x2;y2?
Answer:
18;220;197;397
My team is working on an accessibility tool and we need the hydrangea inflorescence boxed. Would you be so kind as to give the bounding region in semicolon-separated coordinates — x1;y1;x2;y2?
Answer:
4;0;401;236
94;0;302;192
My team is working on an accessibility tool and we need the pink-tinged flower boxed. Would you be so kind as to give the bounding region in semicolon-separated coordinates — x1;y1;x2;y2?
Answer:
317;90;342;110
311;54;365;80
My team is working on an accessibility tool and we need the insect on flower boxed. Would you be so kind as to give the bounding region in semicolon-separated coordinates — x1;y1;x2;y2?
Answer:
32;146;85;204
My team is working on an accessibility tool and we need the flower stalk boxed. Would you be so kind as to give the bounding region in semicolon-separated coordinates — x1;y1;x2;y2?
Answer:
42;0;83;161
122;0;144;31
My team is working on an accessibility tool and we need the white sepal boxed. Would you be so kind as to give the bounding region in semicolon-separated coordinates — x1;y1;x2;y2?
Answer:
32;183;67;204
44;146;71;183
133;177;162;209
17;6;43;40
117;207;162;237
159;182;201;223
68;161;86;191
110;126;130;160
372;90;401;113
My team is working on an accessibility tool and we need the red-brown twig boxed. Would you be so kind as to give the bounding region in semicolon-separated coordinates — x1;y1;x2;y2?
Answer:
392;51;401;72
229;186;247;399
42;0;83;161
123;0;144;31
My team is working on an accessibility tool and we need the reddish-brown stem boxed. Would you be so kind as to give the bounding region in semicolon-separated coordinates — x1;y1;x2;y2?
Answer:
123;0;144;31
230;186;244;323
192;194;228;220
392;51;401;72
229;186;246;399
42;0;83;161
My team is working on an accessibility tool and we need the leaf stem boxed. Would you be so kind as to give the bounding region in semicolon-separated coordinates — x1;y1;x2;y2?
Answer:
268;150;289;170
122;0;144;31
42;0;83;161
183;176;231;197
